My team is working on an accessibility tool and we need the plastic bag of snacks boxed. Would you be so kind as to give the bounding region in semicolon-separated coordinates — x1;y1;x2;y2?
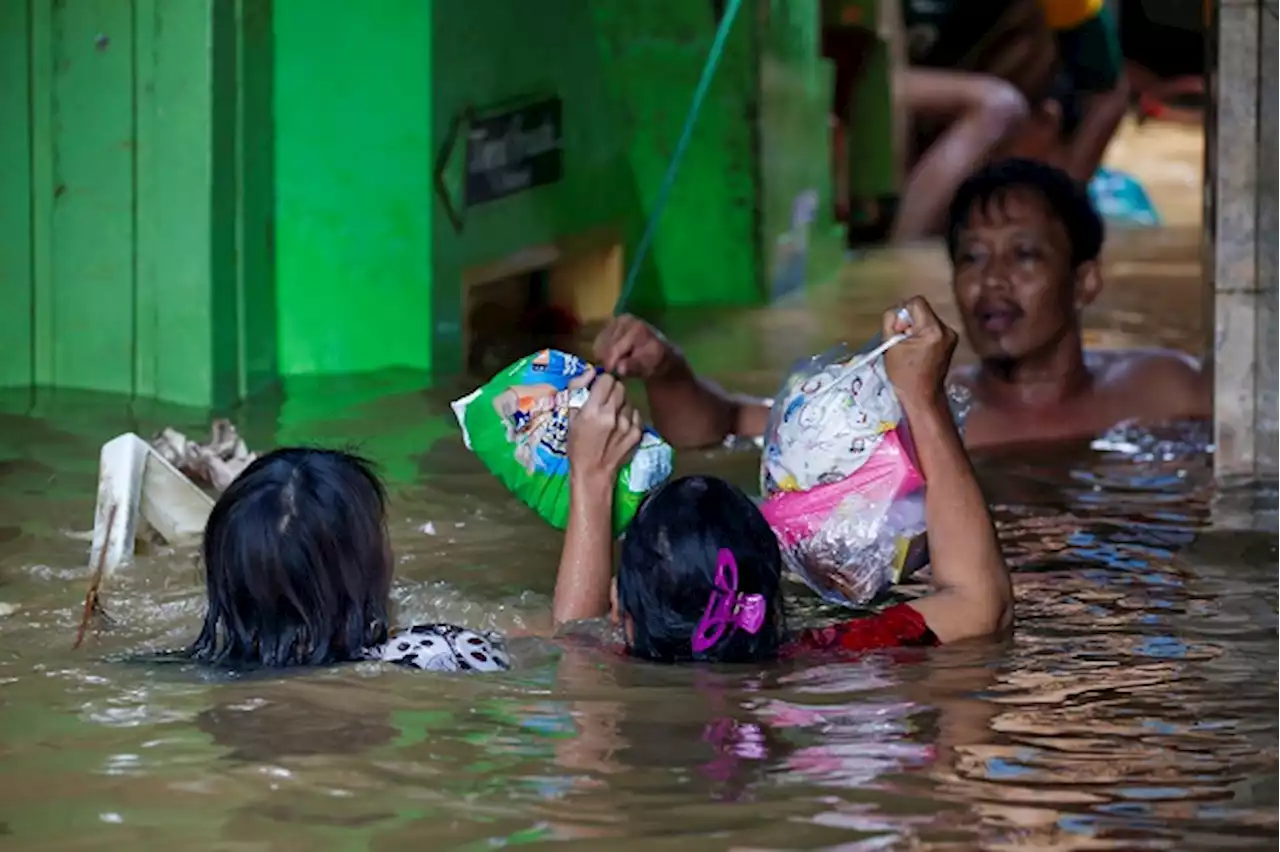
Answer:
758;335;970;606
451;349;674;535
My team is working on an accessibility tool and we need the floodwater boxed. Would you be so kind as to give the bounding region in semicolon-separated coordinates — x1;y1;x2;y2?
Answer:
1;124;1277;851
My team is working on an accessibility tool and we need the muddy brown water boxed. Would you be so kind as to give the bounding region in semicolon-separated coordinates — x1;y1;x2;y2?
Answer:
0;125;1276;851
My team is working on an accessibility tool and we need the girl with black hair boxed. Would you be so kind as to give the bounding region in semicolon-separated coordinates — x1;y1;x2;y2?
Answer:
554;297;1013;663
191;447;510;673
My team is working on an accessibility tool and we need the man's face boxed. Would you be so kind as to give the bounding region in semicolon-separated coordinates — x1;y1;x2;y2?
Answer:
949;187;1093;362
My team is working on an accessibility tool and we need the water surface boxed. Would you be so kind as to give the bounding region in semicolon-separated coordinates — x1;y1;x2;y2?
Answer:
0;218;1276;850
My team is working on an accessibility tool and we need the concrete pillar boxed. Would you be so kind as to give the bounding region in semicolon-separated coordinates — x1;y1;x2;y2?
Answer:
1205;0;1279;483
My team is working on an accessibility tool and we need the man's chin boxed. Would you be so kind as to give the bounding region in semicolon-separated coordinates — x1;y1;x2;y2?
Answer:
972;341;1026;376
971;339;1022;362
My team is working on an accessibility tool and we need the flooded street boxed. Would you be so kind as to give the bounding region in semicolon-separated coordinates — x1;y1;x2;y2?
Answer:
0;119;1276;851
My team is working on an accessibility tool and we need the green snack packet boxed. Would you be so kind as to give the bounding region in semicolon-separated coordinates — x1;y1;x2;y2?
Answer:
451;349;674;535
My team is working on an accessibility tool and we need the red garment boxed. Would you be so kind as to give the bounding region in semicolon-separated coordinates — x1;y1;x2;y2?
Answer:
785;603;939;657
560;603;939;661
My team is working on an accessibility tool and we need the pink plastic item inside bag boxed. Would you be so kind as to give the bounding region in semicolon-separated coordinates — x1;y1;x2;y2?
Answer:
760;429;923;547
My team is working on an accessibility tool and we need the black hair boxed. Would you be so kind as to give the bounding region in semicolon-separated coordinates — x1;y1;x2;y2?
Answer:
189;447;392;669
617;475;785;664
945;157;1105;268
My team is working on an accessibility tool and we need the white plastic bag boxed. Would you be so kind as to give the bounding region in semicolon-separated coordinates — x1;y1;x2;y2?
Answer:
759;335;970;606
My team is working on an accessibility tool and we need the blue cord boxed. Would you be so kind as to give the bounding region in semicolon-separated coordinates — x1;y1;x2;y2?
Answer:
613;0;745;315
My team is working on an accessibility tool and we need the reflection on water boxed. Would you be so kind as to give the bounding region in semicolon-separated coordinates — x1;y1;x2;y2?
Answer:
0;226;1276;851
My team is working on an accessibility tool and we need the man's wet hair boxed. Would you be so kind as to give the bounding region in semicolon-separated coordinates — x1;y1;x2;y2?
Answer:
946;158;1105;268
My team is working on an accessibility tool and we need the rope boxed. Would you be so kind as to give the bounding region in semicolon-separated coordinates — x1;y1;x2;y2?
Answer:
613;0;745;315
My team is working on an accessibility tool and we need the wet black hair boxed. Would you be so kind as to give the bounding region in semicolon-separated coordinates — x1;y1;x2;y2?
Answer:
617;476;785;664
945;157;1105;268
189;447;392;669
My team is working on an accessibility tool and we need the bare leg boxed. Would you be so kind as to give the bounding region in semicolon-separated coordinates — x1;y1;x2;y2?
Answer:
1001;98;1066;166
1125;59;1204;102
1134;70;1205;125
1061;73;1130;182
1124;60;1160;99
891;68;1028;242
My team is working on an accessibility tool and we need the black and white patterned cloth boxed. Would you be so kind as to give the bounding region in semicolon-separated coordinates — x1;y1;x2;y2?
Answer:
365;623;511;673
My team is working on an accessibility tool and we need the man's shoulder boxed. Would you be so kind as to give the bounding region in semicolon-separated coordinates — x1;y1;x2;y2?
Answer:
1093;347;1210;418
1092;347;1202;385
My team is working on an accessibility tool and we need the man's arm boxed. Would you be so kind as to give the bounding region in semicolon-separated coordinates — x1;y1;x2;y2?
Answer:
644;358;771;449
595;315;772;449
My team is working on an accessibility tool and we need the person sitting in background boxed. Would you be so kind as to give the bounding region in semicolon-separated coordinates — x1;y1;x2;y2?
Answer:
825;0;1051;242
1120;0;1206;126
1007;0;1129;182
591;159;1208;453
890;65;1029;242
888;0;1051;241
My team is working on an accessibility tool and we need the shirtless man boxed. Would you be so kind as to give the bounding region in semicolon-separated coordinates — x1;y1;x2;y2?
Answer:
592;158;1209;452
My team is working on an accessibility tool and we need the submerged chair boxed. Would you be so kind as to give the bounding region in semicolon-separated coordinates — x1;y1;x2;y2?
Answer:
88;433;215;577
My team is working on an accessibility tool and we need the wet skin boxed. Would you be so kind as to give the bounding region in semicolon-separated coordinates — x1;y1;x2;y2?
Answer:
947;187;1209;450
595;188;1210;453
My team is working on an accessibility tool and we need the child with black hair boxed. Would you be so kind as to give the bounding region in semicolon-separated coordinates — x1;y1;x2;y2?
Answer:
191;447;511;673
553;297;1013;661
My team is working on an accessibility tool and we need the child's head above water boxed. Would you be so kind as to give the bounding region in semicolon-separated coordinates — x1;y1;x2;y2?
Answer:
190;447;392;668
617;475;786;664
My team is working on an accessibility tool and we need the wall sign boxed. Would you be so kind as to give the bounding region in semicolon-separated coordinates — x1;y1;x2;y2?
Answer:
464;98;563;207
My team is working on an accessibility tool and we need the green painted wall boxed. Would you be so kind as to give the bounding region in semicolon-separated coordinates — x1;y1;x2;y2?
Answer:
271;0;782;376
1;0;868;410
0;0;33;390
425;0;771;370
427;0;633;371
0;0;274;410
758;0;842;298
584;1;759;312
272;0;434;378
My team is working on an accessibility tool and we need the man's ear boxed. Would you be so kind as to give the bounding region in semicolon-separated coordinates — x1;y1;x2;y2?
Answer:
1073;260;1103;309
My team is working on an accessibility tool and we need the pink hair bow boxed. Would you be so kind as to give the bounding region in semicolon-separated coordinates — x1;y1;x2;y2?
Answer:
692;549;766;654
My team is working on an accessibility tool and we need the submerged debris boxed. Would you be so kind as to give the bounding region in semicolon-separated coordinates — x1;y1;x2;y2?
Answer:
151;420;257;494
73;420;256;649
74;503;116;649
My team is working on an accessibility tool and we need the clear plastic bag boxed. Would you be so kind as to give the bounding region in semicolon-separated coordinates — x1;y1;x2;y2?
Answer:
758;336;970;607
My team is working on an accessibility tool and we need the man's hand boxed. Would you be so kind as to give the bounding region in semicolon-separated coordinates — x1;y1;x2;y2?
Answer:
567;372;643;486
593;314;769;449
592;315;680;381
883;296;959;407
